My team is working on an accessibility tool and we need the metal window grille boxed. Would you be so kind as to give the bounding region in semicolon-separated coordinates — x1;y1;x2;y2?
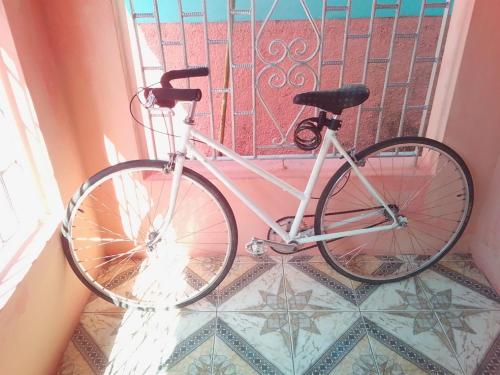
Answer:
0;105;41;248
0;164;19;243
128;0;451;160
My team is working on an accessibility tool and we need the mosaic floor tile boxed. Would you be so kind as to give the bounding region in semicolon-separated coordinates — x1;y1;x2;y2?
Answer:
157;318;216;375
363;312;463;374
283;248;326;263
218;259;285;311
286;258;361;307
57;341;95;375
234;254;283;263
432;259;467;278
82;289;218;313
67;310;217;375
216;312;294;374
59;253;500;374
356;276;432;311
435;310;500;375
83;294;123;314
290;311;363;374
473;330;500;375
368;334;447;375
325;335;376;375
418;268;500;311
442;253;472;262
283;263;358;311
212;338;263;374
461;260;494;287
159;338;215;375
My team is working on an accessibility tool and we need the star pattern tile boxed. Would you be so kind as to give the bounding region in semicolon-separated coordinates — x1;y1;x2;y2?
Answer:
385;276;482;352
57;254;500;375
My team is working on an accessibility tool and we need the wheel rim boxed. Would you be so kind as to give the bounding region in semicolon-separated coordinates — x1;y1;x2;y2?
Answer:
67;165;233;309
318;141;471;282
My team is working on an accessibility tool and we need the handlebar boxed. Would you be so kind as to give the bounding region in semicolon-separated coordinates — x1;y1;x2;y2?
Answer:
160;67;209;88
144;67;209;108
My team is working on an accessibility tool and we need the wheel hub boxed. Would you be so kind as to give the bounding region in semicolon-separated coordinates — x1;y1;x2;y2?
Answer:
147;230;161;252
384;204;408;228
397;215;408;227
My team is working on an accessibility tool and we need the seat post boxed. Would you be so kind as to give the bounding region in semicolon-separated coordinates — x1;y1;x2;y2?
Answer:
326;114;343;131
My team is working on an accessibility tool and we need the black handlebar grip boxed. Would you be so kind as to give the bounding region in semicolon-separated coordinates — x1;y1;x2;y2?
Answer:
161;68;209;88
151;88;202;108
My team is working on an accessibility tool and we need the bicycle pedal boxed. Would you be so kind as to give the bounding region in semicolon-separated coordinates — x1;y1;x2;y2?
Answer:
246;237;298;256
245;238;266;256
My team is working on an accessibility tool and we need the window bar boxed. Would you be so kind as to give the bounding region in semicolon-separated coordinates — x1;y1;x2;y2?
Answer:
152;0;167;72
130;0;159;159
317;0;327;98
311;0;327;157
226;1;237;152
142;66;164;71
418;0;451;136
176;0;191;88
396;0;426;137
201;0;216;158
0;170;18;239
133;12;155;19
375;0;401;143
353;0;377;149
164;109;176;157
0;174;15;218
251;0;257;158
339;0;352;87
153;0;178;158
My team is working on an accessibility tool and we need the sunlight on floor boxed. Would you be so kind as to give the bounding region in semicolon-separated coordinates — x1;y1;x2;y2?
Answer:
103;309;182;375
58;253;500;375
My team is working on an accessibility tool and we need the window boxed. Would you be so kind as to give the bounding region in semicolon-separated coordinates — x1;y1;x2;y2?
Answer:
0;38;63;309
0;104;43;250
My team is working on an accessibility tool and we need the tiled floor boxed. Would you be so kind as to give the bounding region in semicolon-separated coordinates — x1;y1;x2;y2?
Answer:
58;253;500;375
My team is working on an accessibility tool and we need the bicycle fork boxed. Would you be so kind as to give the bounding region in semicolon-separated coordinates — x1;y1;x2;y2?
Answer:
147;103;196;249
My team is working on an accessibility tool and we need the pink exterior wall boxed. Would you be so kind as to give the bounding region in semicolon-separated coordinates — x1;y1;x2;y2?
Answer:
138;16;443;156
427;0;500;291
41;0;142;175
0;1;90;374
1;0;151;373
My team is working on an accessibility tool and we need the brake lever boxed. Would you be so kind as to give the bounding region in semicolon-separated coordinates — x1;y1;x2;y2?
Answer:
144;89;156;108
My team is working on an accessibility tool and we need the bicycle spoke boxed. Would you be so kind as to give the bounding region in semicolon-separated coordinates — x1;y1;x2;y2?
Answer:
318;140;471;282
66;164;235;310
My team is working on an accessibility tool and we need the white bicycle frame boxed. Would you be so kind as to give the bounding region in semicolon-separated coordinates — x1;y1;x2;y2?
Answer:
161;102;399;246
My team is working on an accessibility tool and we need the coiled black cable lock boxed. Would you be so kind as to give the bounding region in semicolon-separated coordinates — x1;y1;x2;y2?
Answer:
293;111;342;151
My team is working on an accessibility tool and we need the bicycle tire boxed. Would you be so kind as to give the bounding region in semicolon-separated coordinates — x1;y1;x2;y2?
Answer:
62;159;237;310
314;137;473;283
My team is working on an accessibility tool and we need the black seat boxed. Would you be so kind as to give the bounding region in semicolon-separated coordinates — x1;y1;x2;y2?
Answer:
293;84;370;115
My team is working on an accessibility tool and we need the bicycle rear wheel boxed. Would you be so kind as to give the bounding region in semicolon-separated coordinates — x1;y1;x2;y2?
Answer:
315;137;473;283
62;160;237;310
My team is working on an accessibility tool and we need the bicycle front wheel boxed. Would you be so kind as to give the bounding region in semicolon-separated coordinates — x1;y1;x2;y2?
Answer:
315;137;473;283
62;160;237;310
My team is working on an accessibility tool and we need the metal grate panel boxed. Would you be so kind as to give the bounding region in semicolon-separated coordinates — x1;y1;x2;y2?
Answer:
128;0;452;160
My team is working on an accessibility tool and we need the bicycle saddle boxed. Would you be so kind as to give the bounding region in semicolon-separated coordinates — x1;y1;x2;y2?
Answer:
293;84;370;115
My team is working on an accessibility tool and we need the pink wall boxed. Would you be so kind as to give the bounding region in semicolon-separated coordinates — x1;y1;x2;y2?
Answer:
0;0;91;374
41;0;142;175
138;17;443;156
427;0;500;290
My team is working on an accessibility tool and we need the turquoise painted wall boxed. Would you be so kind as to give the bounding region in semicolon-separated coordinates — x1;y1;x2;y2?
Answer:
127;0;453;22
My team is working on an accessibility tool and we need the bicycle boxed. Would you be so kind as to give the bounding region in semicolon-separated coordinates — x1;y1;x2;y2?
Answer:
61;67;473;311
